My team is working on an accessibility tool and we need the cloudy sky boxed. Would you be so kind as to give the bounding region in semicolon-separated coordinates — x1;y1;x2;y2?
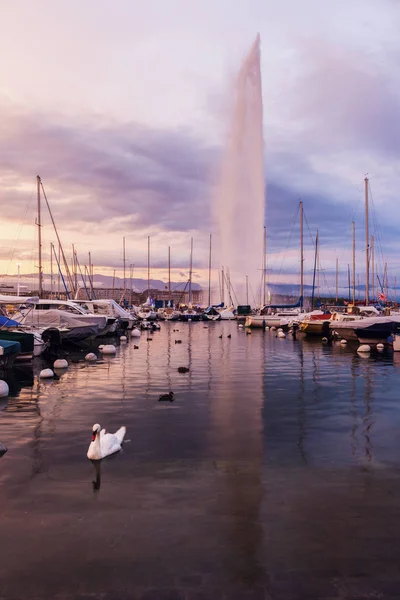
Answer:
1;0;399;297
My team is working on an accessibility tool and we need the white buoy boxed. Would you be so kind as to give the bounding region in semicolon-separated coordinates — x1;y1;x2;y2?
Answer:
85;353;97;362
376;343;384;351
238;324;243;328
101;344;116;355
188;318;192;322
131;328;141;337
265;326;269;331
40;368;54;378
340;339;347;345
53;359;68;369
322;337;328;343
120;335;127;342
278;331;286;338
0;380;9;397
357;344;371;354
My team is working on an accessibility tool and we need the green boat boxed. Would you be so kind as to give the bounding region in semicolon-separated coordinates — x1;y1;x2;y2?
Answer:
0;339;21;369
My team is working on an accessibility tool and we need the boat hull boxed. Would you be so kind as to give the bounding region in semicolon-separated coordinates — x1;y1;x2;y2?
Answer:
299;320;331;336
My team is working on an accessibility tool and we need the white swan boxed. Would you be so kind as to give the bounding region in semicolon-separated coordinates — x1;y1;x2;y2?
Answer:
87;423;126;460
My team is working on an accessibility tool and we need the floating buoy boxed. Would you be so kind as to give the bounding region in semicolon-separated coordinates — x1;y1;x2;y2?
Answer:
265;326;269;331
322;337;328;343
238;324;243;328
357;344;371;354
376;343;384;351
53;359;68;369
101;345;116;355
0;380;9;397
131;328;141;337
120;335;127;342
278;331;286;338
188;318;192;322
85;353;97;362
340;339;347;345
40;368;54;379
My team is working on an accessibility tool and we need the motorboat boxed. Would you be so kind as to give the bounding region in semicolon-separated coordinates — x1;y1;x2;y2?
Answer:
299;312;332;336
16;309;105;343
14;299;112;336
331;315;400;345
203;307;221;321
74;299;134;331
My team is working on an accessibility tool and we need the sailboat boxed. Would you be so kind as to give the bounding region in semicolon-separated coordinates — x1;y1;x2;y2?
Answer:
246;214;304;328
137;236;157;321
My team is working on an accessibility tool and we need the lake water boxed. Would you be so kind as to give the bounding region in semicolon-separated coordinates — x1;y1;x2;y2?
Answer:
1;322;400;599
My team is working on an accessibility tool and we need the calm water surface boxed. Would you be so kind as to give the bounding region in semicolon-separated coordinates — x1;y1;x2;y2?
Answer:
1;322;400;599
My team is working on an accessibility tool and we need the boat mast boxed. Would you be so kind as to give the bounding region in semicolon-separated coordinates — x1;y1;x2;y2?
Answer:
352;221;356;305
208;234;212;307
221;267;225;305
300;201;304;306
347;264;351;303
129;263;134;306
40;180;75;295
263;225;266;306
311;230;318;310
188;237;193;306
147;236;150;298
365;176;369;304
123;236;126;301
384;262;388;300
335;257;338;303
246;275;249;305
168;246;171;305
50;243;53;298
37;175;43;297
57;243;61;297
371;235;375;302
72;244;78;293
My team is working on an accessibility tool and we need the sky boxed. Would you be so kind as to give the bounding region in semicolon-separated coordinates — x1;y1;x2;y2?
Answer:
1;0;400;299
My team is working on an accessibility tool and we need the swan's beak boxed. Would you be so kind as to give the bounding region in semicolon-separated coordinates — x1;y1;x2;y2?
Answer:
91;432;96;441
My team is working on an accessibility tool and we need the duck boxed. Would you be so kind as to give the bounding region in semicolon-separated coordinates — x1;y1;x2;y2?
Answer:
177;366;189;373
159;391;175;402
87;424;126;460
147;337;153;341
219;334;223;339
227;334;232;338
0;442;7;458
174;340;182;344
133;344;139;349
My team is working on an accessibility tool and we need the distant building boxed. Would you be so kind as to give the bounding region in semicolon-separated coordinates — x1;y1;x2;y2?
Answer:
75;287;204;306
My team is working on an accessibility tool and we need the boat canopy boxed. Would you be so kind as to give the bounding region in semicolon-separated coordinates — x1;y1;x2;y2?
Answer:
0;295;39;305
262;296;303;310
0;315;21;327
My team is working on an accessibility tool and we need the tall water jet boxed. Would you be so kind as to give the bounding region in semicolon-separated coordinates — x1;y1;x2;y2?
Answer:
213;34;265;305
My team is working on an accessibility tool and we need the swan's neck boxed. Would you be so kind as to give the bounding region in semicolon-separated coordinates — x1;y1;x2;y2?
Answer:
93;432;102;458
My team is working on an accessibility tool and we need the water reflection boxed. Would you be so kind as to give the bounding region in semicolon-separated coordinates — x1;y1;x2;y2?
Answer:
91;459;101;492
2;323;400;596
211;326;266;587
